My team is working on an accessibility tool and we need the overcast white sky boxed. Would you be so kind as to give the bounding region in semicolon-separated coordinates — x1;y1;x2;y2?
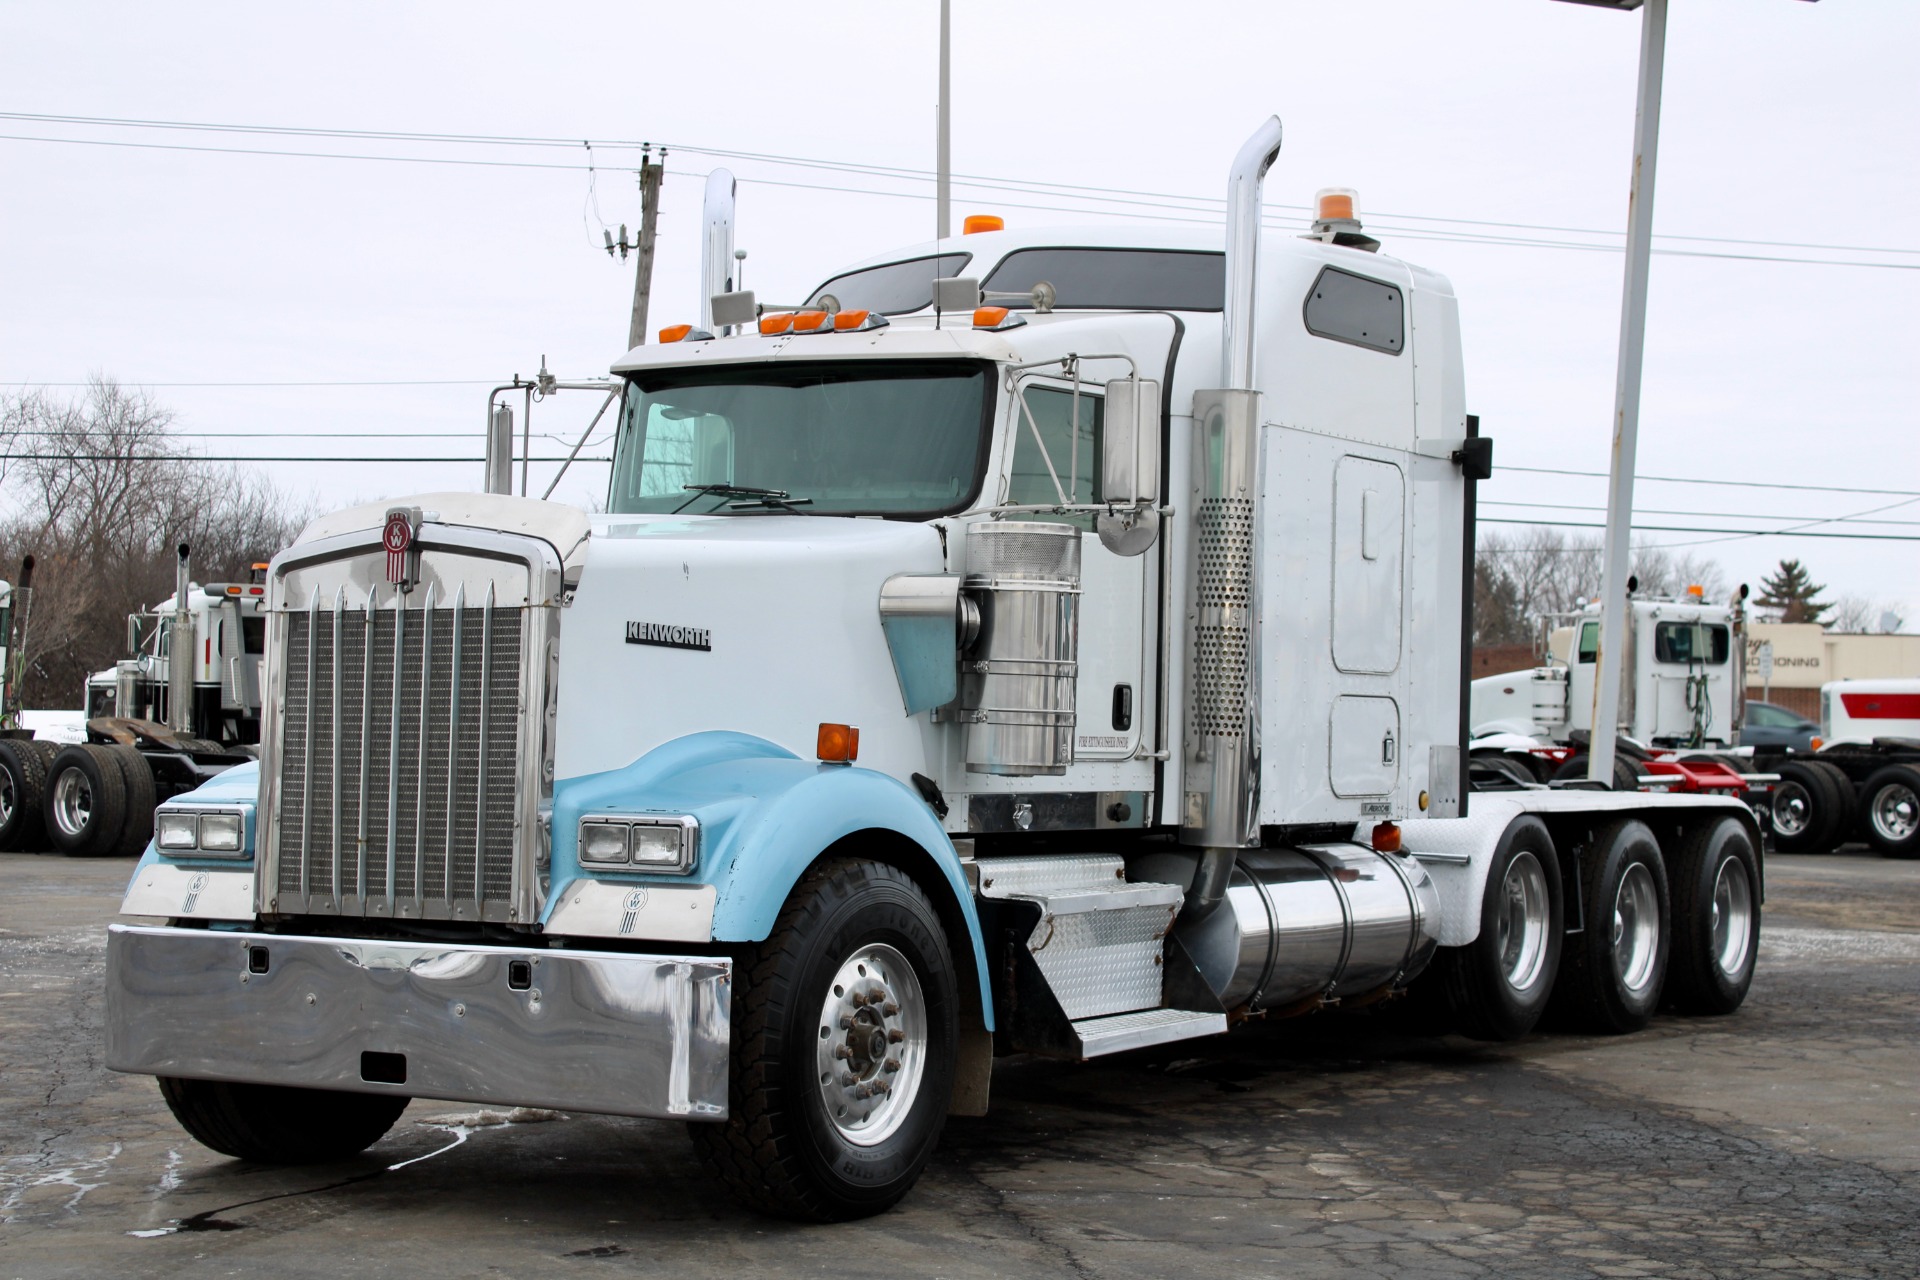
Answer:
3;0;1915;625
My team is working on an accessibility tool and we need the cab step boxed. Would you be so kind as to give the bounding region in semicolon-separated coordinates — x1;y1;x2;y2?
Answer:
974;854;1183;1021
1072;1007;1229;1058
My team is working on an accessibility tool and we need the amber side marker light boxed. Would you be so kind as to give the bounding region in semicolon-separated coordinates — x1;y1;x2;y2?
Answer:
817;723;860;764
660;323;694;343
759;313;796;335
1370;822;1402;854
963;214;1004;235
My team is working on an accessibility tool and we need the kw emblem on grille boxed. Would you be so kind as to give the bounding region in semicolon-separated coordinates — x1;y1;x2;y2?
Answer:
625;621;711;652
383;506;423;589
182;871;210;914
619;888;649;935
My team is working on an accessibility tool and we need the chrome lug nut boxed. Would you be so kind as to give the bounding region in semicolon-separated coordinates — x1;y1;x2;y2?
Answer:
884;1058;901;1073
888;1028;905;1043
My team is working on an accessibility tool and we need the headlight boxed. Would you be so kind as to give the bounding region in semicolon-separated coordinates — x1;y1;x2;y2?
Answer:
199;813;244;852
578;814;698;874
580;821;631;864
152;804;252;859
157;811;200;850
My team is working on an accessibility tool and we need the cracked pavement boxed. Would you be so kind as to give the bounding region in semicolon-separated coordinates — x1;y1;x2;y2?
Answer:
1;851;1915;1278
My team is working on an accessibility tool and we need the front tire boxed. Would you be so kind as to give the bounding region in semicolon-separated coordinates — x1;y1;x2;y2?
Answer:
1429;816;1563;1040
158;1077;408;1163
1860;765;1920;859
689;857;958;1221
1550;819;1670;1034
1665;817;1761;1015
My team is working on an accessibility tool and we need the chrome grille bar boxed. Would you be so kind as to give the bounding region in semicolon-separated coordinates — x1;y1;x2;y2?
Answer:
476;581;493;909
446;582;464;908
300;586;318;898
415;583;434;904
387;588;403;905
358;587;374;907
330;587;343;907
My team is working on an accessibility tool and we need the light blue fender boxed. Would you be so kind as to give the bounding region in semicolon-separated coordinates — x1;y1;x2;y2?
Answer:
126;759;262;887
548;731;994;1028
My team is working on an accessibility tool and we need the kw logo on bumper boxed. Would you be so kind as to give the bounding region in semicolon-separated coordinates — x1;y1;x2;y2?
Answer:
619;888;648;936
182;871;210;914
625;621;711;652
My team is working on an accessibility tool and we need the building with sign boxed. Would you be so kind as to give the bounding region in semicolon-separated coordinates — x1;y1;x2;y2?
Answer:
1746;623;1920;716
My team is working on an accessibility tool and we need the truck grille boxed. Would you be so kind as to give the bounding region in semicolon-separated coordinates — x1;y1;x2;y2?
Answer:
274;594;524;920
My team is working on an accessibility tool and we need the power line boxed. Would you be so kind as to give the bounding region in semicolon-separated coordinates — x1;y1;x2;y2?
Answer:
5;121;1916;270
1481;499;1920;526
1476;517;1920;542
9;379;498;388
1495;465;1920;498
10;111;1917;258
0;454;612;464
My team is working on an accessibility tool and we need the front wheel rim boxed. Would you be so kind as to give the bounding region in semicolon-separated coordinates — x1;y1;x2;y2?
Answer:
1772;782;1812;838
1870;784;1918;843
1497;851;1552;994
1710;856;1755;981
1610;862;1661;997
814;942;927;1147
51;770;93;839
0;773;14;828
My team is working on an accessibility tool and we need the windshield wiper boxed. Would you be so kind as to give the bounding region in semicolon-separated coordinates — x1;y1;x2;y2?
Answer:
729;495;814;515
671;483;792;514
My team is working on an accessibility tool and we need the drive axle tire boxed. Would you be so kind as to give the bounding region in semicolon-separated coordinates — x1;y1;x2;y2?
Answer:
1549;819;1670;1034
44;745;129;857
0;740;51;852
104;744;157;857
1859;765;1920;859
1665;817;1761;1016
159;1077;409;1163
1429;816;1563;1041
1805;760;1859;846
1770;760;1842;854
689;857;958;1221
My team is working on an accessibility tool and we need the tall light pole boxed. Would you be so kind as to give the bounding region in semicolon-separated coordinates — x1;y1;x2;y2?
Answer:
1553;0;1814;786
937;0;951;241
1570;0;1668;787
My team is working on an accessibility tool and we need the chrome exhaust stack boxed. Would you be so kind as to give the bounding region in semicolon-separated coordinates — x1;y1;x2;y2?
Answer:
699;169;737;334
1180;117;1283;912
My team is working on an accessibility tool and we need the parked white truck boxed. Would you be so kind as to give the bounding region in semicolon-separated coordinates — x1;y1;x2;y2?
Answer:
105;118;1764;1221
0;545;261;857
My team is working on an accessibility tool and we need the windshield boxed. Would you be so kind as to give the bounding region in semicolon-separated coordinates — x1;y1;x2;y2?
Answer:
608;361;993;517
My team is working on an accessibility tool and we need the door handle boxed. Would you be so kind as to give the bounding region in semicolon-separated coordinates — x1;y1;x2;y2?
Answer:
1382;732;1396;765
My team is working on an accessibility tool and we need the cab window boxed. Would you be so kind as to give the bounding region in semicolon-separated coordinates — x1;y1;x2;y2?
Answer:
1655;621;1730;664
1576;621;1599;663
1006;386;1102;525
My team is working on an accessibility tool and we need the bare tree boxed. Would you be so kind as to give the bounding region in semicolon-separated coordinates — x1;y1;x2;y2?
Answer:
1475;524;1732;650
0;378;312;708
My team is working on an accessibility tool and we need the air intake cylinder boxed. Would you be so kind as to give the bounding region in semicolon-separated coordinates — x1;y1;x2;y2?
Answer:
959;521;1081;776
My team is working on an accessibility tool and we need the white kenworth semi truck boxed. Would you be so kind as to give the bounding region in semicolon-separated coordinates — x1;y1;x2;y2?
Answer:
105;119;1764;1222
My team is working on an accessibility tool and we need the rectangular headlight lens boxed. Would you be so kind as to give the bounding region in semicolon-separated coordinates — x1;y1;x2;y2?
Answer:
579;821;630;864
156;811;199;850
629;823;687;868
199;813;244;852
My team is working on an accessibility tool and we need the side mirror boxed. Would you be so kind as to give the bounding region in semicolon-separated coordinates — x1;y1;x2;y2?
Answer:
127;613;146;654
1097;378;1163;556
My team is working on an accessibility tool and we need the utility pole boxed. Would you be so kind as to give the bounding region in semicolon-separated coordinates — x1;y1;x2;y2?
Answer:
628;150;665;351
1585;0;1666;787
936;0;951;240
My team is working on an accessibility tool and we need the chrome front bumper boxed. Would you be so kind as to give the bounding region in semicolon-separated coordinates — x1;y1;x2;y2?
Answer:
105;924;731;1120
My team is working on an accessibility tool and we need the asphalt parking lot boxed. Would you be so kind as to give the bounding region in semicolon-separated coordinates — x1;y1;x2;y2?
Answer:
2;850;1916;1279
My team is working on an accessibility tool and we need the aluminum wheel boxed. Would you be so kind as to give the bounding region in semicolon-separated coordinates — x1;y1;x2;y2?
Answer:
1771;781;1812;839
50;769;94;839
1497;850;1552;994
1710;856;1755;982
1610;862;1661;998
814;942;927;1147
1870;782;1918;844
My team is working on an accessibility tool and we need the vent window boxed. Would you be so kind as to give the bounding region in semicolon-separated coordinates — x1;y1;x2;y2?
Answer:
1303;267;1404;354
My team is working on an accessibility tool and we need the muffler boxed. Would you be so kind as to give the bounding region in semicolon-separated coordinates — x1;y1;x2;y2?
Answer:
1173;844;1439;1012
